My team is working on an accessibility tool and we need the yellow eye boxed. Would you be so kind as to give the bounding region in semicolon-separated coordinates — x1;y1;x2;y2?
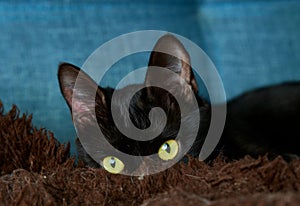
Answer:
102;156;125;174
158;140;179;161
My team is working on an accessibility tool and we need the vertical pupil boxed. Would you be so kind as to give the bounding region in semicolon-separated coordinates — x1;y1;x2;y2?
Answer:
109;157;116;168
163;143;171;153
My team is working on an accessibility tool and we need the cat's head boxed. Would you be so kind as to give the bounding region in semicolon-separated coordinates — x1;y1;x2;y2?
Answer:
58;34;208;175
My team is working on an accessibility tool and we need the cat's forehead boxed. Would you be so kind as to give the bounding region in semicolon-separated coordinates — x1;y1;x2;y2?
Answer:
114;84;145;94
110;84;145;103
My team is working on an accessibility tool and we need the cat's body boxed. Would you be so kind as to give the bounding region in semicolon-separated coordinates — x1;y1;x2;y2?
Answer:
223;82;300;160
58;34;300;173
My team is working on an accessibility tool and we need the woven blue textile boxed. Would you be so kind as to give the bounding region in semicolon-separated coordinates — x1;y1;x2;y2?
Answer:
0;0;299;154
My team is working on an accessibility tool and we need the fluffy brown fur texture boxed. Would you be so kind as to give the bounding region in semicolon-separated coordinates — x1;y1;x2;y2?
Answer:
1;102;300;205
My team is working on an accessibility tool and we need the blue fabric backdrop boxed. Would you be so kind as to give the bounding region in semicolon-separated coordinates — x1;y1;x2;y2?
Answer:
0;0;299;154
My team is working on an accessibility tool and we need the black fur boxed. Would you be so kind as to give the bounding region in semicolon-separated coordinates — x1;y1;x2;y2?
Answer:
58;34;300;170
223;82;300;160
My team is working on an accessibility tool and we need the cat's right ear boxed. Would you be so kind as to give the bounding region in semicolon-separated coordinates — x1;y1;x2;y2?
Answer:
58;63;108;124
145;34;198;103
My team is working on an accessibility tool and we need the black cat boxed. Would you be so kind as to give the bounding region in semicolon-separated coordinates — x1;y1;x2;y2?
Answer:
58;34;300;174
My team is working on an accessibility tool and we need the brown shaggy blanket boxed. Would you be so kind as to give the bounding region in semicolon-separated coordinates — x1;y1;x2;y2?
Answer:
1;102;300;205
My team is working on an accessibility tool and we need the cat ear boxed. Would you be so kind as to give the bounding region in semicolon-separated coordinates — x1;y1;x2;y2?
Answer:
58;63;108;124
145;34;198;96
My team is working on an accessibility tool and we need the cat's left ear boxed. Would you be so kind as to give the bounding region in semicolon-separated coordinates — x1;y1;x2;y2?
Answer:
58;63;108;126
145;34;198;97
